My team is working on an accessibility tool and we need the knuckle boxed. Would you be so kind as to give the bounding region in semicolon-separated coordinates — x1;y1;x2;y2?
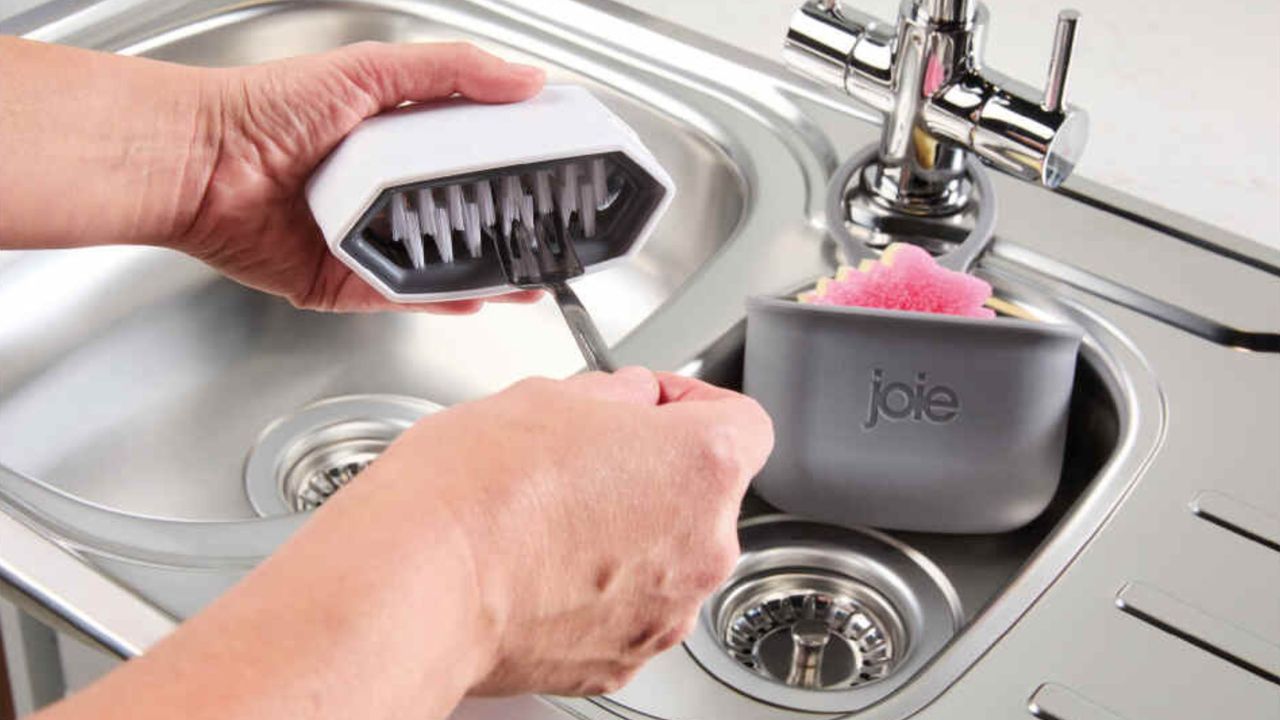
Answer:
678;611;701;638
687;566;723;595
509;375;555;398
691;424;743;489
742;396;775;439
649;564;675;593
625;621;664;653
578;370;610;386
689;542;737;593
576;663;638;696
710;539;740;579
603;664;640;693
653;613;699;652
341;40;389;63
574;679;609;697
446;41;482;62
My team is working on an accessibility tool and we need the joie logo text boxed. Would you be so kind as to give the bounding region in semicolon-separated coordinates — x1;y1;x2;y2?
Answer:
864;369;961;430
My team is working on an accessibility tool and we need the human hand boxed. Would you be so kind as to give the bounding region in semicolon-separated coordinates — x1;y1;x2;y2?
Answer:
38;370;774;720
0;38;543;313
359;368;774;696
181;42;546;312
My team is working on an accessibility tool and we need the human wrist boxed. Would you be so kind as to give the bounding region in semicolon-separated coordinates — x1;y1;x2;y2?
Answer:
341;453;511;695
0;39;224;251
157;66;225;255
414;487;507;695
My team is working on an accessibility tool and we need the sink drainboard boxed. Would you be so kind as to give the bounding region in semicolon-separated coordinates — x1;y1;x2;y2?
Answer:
243;395;440;516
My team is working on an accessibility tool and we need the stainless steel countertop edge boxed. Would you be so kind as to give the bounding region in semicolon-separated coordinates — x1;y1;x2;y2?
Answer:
0;467;176;658
0;3;1275;720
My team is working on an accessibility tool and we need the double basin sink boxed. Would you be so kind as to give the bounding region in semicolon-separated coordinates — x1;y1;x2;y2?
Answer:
2;2;1277;719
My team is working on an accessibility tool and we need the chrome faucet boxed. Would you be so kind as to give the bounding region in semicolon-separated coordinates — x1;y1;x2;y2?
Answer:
785;0;1088;218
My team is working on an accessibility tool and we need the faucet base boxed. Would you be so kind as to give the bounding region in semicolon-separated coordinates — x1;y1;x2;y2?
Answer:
841;168;979;256
827;143;997;271
862;161;973;218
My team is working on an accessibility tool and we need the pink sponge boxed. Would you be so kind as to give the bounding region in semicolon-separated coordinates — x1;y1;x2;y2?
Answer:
798;243;995;319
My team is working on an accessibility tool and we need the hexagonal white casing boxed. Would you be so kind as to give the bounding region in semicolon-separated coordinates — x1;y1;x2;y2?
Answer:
305;85;675;302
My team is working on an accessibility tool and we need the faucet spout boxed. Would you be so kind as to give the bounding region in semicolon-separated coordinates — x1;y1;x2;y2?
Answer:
784;0;1089;215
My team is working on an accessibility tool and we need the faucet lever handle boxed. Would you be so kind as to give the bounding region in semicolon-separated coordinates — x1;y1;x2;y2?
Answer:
1042;9;1081;112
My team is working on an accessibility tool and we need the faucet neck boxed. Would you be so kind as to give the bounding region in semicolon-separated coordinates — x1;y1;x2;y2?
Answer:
873;1;986;215
903;0;976;27
784;1;1088;217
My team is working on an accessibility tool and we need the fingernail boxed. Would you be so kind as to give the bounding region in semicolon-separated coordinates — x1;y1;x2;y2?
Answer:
508;63;546;82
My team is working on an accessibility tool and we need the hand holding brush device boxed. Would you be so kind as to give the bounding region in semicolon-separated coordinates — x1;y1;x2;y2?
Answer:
306;85;675;371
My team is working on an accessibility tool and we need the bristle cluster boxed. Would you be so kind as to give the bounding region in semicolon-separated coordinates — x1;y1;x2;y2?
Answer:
381;157;615;269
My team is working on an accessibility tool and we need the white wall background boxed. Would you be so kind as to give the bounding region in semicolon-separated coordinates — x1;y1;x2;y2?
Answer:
610;0;1280;248
3;0;1277;246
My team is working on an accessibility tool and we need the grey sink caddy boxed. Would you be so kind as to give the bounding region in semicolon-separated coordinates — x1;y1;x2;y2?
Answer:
744;147;1083;533
745;299;1082;533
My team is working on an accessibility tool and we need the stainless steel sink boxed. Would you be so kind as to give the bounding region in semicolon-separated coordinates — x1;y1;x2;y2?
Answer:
574;260;1158;720
0;64;743;523
2;2;1278;719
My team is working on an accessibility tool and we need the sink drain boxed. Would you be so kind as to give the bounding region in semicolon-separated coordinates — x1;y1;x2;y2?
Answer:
244;395;441;516
684;516;963;713
717;571;903;689
277;427;385;512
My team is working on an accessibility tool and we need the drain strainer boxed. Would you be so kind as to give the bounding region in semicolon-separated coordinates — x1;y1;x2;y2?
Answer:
717;571;903;689
244;395;441;516
683;515;963;713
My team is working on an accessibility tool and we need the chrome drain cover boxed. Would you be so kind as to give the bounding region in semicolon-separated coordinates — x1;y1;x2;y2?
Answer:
718;571;903;689
281;432;382;513
683;516;963;713
244;395;441;516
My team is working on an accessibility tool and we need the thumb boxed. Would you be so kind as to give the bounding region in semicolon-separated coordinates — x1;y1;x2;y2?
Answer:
563;366;661;406
324;41;545;112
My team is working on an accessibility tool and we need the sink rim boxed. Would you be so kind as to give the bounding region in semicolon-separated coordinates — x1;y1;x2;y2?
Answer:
0;2;1179;719
0;251;1167;720
572;257;1164;720
0;259;1160;558
0;0;763;520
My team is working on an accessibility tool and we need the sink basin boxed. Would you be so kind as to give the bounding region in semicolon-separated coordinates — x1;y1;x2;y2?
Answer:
3;2;1278;719
584;263;1155;720
0;0;830;654
0;5;749;522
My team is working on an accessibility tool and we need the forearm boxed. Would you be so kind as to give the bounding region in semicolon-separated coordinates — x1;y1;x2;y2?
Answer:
0;37;218;250
34;466;490;720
